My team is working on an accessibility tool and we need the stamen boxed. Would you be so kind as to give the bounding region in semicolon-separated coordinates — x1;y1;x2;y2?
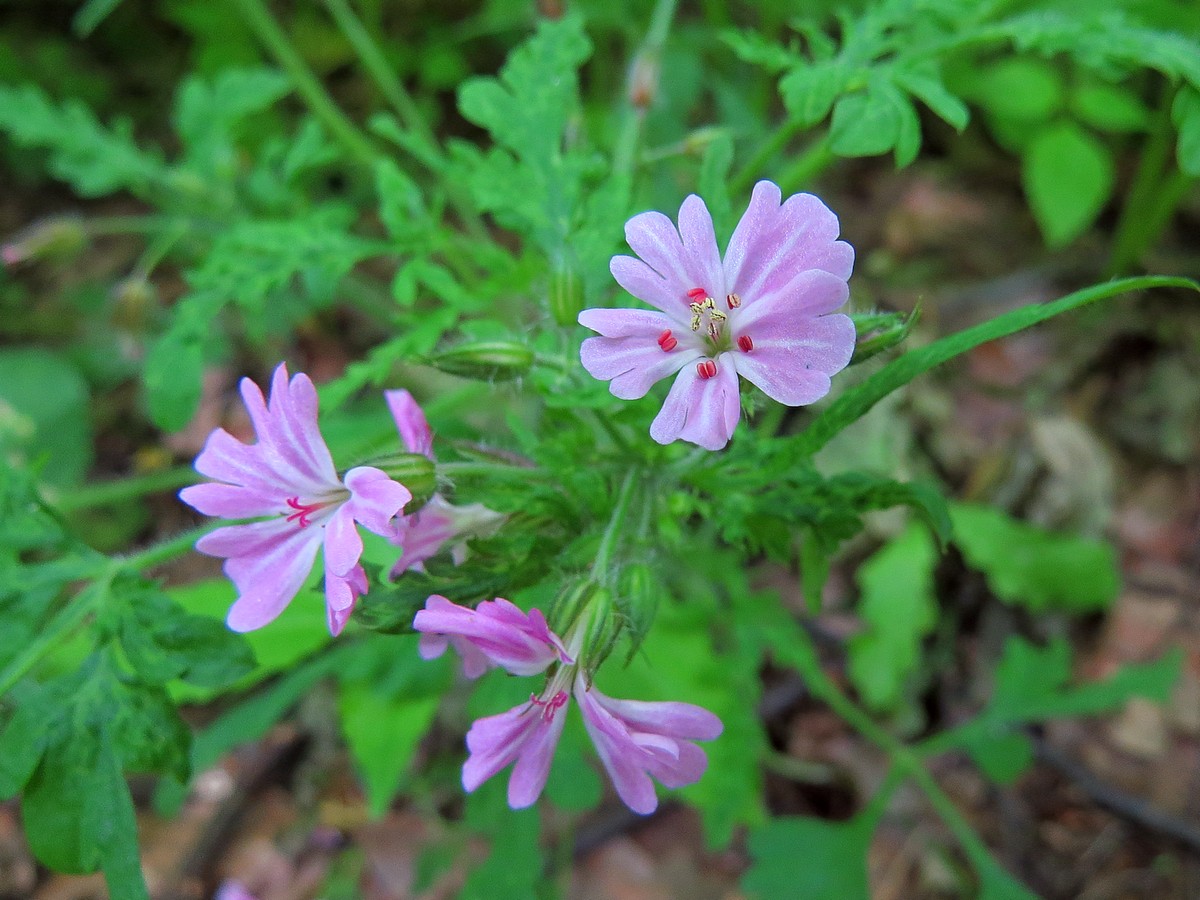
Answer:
727;293;741;309
285;496;322;528
657;329;678;352
686;287;707;302
689;302;703;331
737;335;754;352
697;359;718;380
530;689;569;721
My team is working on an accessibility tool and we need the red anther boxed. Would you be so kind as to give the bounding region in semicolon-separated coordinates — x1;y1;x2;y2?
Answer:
686;287;707;301
657;329;677;352
697;359;718;380
737;335;754;352
726;293;741;309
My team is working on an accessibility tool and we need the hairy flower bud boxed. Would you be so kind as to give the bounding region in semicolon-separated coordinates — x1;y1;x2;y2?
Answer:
1;217;87;268
548;579;601;637
370;452;437;511
549;263;584;327
849;307;919;366
427;341;534;381
617;562;659;654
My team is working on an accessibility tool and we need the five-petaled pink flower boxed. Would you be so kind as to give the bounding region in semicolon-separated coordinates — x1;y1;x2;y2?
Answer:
384;391;504;577
180;363;412;635
579;180;855;450
413;595;722;813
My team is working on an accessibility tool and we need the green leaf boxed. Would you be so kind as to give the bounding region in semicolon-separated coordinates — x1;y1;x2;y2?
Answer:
23;734;103;873
73;0;126;35
977;856;1039;900
721;29;797;73
173;68;290;177
847;524;938;710
1070;83;1150;133
460;787;542;900
779;62;847;128
790;276;1199;457
0;347;92;487
1022;121;1115;246
0;683;57;799
143;327;204;432
973;58;1063;123
336;642;449;819
90;735;151;900
951;504;1119;612
1172;86;1200;177
829;87;902;157
895;66;969;131
743;814;872;900
959;730;1034;785
0;83;167;197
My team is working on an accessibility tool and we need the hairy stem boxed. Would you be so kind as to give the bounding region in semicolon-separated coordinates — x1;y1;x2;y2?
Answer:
612;0;679;177
51;466;198;512
231;0;379;166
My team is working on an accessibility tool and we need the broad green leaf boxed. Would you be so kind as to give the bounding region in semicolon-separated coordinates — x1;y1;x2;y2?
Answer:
0;683;57;799
0;347;92;487
951;503;1119;612
974;58;1063;123
847;524;938;709
1070;83;1150;133
1023;121;1115;246
89;735;151;900
959;730;1034;785
743;814;873;900
23;734;103;873
173;68;290;178
461;784;542;900
829;87;902;157
790;276;1198;456
143;328;204;432
779;62;847;128
1172;86;1200;177
721;29;797;73
977;856;1039;900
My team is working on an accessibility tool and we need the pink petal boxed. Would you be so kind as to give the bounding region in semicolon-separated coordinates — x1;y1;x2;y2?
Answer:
412;595;561;677
734;267;851;325
191;429;289;495
325;565;367;636
216;521;323;631
385;390;434;458
390;500;457;576
344;466;411;536
506;700;568;808
677;194;726;300
178;482;280;519
461;699;567;809
323;504;363;578
722;182;852;308
623;210;692;290
610;255;688;314
732;311;855;406
579;308;701;401
649;355;741;451
580;694;724;741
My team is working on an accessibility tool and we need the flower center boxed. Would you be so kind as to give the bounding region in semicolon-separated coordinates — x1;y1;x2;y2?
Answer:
529;689;569;722
284;495;339;528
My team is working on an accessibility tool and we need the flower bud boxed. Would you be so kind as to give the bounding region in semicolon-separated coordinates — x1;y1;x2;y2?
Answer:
110;276;157;333
628;52;660;111
616;562;659;653
548;579;600;637
849;307;919;366
549;264;584;327
427;341;534;381
363;452;437;512
1;217;87;268
577;587;618;674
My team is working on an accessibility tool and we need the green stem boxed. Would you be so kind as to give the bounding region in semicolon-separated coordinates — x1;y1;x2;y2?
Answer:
612;0;679;176
777;134;837;193
51;466;198;512
121;524;217;570
730;117;806;195
231;0;379;167
1108;89;1178;276
437;461;548;480
590;409;636;456
594;469;639;576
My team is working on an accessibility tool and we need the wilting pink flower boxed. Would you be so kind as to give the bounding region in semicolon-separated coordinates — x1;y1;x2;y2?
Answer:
579;180;855;450
414;595;721;813
413;595;570;678
385;390;504;575
575;675;723;814
180;364;412;635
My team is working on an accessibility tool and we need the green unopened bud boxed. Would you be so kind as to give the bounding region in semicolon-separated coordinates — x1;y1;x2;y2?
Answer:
2;217;87;268
111;276;157;333
682;126;726;156
549;264;584;327
548;579;600;637
616;562;659;657
366;452;437;512
577;587;618;674
849;306;919;366
427;341;534;381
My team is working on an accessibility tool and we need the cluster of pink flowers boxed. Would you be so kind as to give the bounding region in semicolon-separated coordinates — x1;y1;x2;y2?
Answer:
579;180;855;450
413;595;722;813
181;181;854;815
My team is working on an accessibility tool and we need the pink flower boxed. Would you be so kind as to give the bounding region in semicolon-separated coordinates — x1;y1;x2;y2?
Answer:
414;595;722;813
574;675;723;815
180;364;412;635
384;390;504;575
413;595;570;678
579;180;855;450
